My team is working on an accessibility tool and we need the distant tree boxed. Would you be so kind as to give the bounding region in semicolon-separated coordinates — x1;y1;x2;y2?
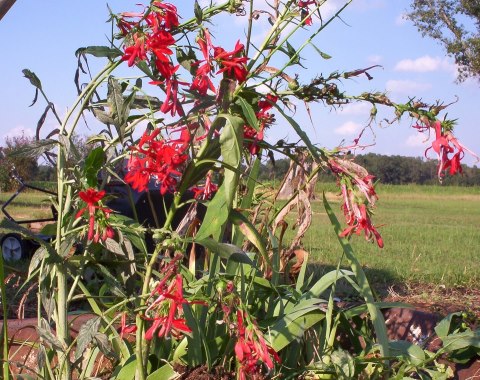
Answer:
407;0;480;82
0;134;39;190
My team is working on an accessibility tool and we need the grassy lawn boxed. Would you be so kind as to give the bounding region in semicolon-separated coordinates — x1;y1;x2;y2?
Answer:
291;183;480;289
0;190;55;224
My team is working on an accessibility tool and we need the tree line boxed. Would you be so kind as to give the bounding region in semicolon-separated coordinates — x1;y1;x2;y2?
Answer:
260;153;480;186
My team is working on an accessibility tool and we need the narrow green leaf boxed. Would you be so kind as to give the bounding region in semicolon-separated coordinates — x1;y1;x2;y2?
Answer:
7;139;57;159
75;46;123;60
309;42;332;59
146;363;177;380
273;103;320;161
237;96;259;132
195;184;229;240
84;147;106;188
230;210;271;268
323;193;390;357
269;310;324;352
196;238;253;264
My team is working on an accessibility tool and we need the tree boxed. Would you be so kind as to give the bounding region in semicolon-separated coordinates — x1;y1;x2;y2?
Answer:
0;134;39;191
407;0;480;82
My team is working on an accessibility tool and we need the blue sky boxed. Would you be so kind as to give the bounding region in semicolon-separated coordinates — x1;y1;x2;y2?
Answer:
0;0;478;166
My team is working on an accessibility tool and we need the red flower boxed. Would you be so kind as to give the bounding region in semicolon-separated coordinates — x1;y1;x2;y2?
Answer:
120;312;137;339
191;171;218;200
234;310;281;379
328;157;383;248
191;29;216;95
145;274;191;340
76;188;114;242
147;2;179;31
213;41;249;83
125;128;189;194
244;95;277;155
298;0;316;25
122;33;148;67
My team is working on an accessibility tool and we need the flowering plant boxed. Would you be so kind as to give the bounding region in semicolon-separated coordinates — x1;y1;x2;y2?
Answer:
1;1;477;379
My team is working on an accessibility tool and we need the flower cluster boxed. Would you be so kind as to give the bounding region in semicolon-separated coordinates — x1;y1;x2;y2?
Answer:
328;157;383;248
414;120;477;181
125;127;189;194
244;94;278;155
234;310;281;380
144;255;191;340
191;171;218;200
76;188;114;243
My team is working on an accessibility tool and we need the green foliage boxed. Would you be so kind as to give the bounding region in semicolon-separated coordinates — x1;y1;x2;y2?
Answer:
407;0;480;82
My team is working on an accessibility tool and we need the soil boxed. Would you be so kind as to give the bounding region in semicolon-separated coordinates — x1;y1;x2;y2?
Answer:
173;364;236;380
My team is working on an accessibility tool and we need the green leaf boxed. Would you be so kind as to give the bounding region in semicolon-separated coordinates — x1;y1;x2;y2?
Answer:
146;363;177;380
75;46;123;60
219;114;243;209
195;183;229;240
269;310;324;352
331;349;355;378
111;354;137;380
75;317;101;361
22;69;42;89
230;210;271;268
434;312;463;339
7;139;58;159
302;269;354;300
323;193;390;357
441;330;480;352
236;96;259;131
84;147;106;188
309;42;332;59
196;238;253;264
273;103;320;161
389;340;426;366
194;0;203;24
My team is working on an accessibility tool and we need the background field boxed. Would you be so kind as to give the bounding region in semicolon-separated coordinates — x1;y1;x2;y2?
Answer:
283;183;480;290
1;183;479;288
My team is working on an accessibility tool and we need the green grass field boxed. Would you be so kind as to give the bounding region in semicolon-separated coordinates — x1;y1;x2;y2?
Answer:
0;190;55;223
291;183;480;288
1;184;478;289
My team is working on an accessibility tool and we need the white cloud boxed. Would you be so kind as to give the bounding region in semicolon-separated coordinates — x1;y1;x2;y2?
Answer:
367;55;383;64
2;126;35;141
386;79;432;94
338;102;371;116
405;132;432;148
394;55;455;73
334;121;362;135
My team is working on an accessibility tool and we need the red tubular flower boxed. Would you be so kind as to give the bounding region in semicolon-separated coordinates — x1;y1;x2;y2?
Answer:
122;33;148;67
213;41;249;82
145;274;191;340
244;94;278;155
328;157;383;248
125;128;189;194
191;171;218;200
191;29;216;95
76;188;114;242
234;310;281;378
120;312;137;338
298;0;316;25
147;2;179;31
414;120;479;181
